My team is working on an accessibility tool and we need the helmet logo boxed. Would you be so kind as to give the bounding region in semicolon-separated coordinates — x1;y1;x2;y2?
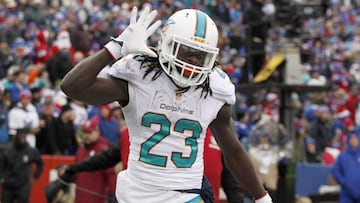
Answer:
162;19;175;34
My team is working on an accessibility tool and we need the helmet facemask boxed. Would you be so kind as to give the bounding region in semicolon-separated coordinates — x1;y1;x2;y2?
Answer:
159;36;218;87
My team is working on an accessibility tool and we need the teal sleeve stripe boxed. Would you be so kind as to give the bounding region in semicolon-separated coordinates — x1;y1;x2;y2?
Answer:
195;11;207;39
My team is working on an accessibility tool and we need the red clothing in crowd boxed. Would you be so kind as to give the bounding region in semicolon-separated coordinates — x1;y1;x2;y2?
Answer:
120;127;130;170
203;129;223;203
74;139;117;203
33;30;50;64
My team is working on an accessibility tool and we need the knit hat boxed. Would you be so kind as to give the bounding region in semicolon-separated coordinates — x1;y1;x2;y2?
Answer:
19;90;32;101
306;137;316;144
82;118;98;132
336;106;350;119
55;31;71;50
60;105;72;114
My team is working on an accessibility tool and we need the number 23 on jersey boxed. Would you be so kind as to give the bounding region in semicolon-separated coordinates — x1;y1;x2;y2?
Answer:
140;112;203;168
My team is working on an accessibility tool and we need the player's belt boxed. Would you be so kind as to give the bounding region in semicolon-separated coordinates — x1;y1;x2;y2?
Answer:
174;188;201;194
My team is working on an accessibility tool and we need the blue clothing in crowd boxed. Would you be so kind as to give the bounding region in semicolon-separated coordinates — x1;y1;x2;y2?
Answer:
98;118;120;143
332;133;360;202
0;103;8;143
235;121;251;150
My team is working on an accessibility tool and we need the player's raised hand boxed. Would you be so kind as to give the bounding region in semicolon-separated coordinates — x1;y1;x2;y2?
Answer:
105;6;161;59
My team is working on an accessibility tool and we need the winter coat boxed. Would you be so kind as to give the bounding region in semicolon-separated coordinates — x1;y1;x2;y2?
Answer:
332;133;360;201
0;143;43;188
74;139;116;203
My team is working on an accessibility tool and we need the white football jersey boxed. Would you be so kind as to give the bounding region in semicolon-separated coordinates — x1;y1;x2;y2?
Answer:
108;55;235;191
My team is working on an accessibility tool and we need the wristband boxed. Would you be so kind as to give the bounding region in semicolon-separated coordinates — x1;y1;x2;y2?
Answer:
254;192;272;203
104;38;123;60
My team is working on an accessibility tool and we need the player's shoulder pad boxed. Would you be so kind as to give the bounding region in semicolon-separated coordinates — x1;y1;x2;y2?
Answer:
107;54;144;81
209;67;236;105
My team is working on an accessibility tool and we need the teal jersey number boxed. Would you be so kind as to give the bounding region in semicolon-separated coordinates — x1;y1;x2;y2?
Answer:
140;112;202;168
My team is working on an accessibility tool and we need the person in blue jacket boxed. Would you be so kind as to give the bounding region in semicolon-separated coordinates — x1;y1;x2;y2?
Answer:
332;130;360;203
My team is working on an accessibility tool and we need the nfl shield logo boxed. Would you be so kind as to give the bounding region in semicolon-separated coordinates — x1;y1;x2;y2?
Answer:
175;94;182;101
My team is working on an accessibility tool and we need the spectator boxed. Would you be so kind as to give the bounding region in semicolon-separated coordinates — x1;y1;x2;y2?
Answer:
0;85;9;144
0;128;44;203
44;164;73;203
248;130;279;202
307;70;327;86
69;99;88;131
309;105;335;153
30;86;42;112
23;0;46;26
8;69;30;106
305;136;322;163
69;24;92;57
203;129;223;203
54;104;78;155
109;101;127;130
1;65;20;91
46;31;73;87
332;131;360;203
235;105;251;150
33;30;50;65
72;119;117;203
8;90;40;147
36;101;59;154
249;106;291;155
0;42;13;77
293;120;307;163
249;106;290;202
97;104;120;143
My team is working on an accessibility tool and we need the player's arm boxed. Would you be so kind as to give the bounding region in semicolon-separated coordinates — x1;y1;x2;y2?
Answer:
61;6;161;106
61;50;128;105
60;143;121;182
209;104;272;203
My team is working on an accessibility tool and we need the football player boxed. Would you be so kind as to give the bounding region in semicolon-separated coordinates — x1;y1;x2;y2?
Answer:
61;6;272;203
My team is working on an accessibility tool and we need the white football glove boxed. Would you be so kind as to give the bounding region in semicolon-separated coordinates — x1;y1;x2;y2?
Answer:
104;6;161;59
255;193;273;203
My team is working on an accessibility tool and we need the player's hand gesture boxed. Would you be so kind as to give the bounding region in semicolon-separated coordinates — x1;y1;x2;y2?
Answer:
105;6;161;59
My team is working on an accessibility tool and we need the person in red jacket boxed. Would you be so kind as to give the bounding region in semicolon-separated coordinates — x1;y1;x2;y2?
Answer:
73;119;117;203
120;127;130;170
203;129;223;203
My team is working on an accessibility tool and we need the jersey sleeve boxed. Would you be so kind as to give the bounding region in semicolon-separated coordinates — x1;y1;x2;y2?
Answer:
107;54;143;83
209;67;236;105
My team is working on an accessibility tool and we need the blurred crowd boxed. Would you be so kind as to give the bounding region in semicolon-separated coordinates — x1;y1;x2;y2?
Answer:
1;0;360;202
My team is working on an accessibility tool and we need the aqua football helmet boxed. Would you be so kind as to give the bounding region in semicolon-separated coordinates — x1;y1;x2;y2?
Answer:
158;9;219;87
